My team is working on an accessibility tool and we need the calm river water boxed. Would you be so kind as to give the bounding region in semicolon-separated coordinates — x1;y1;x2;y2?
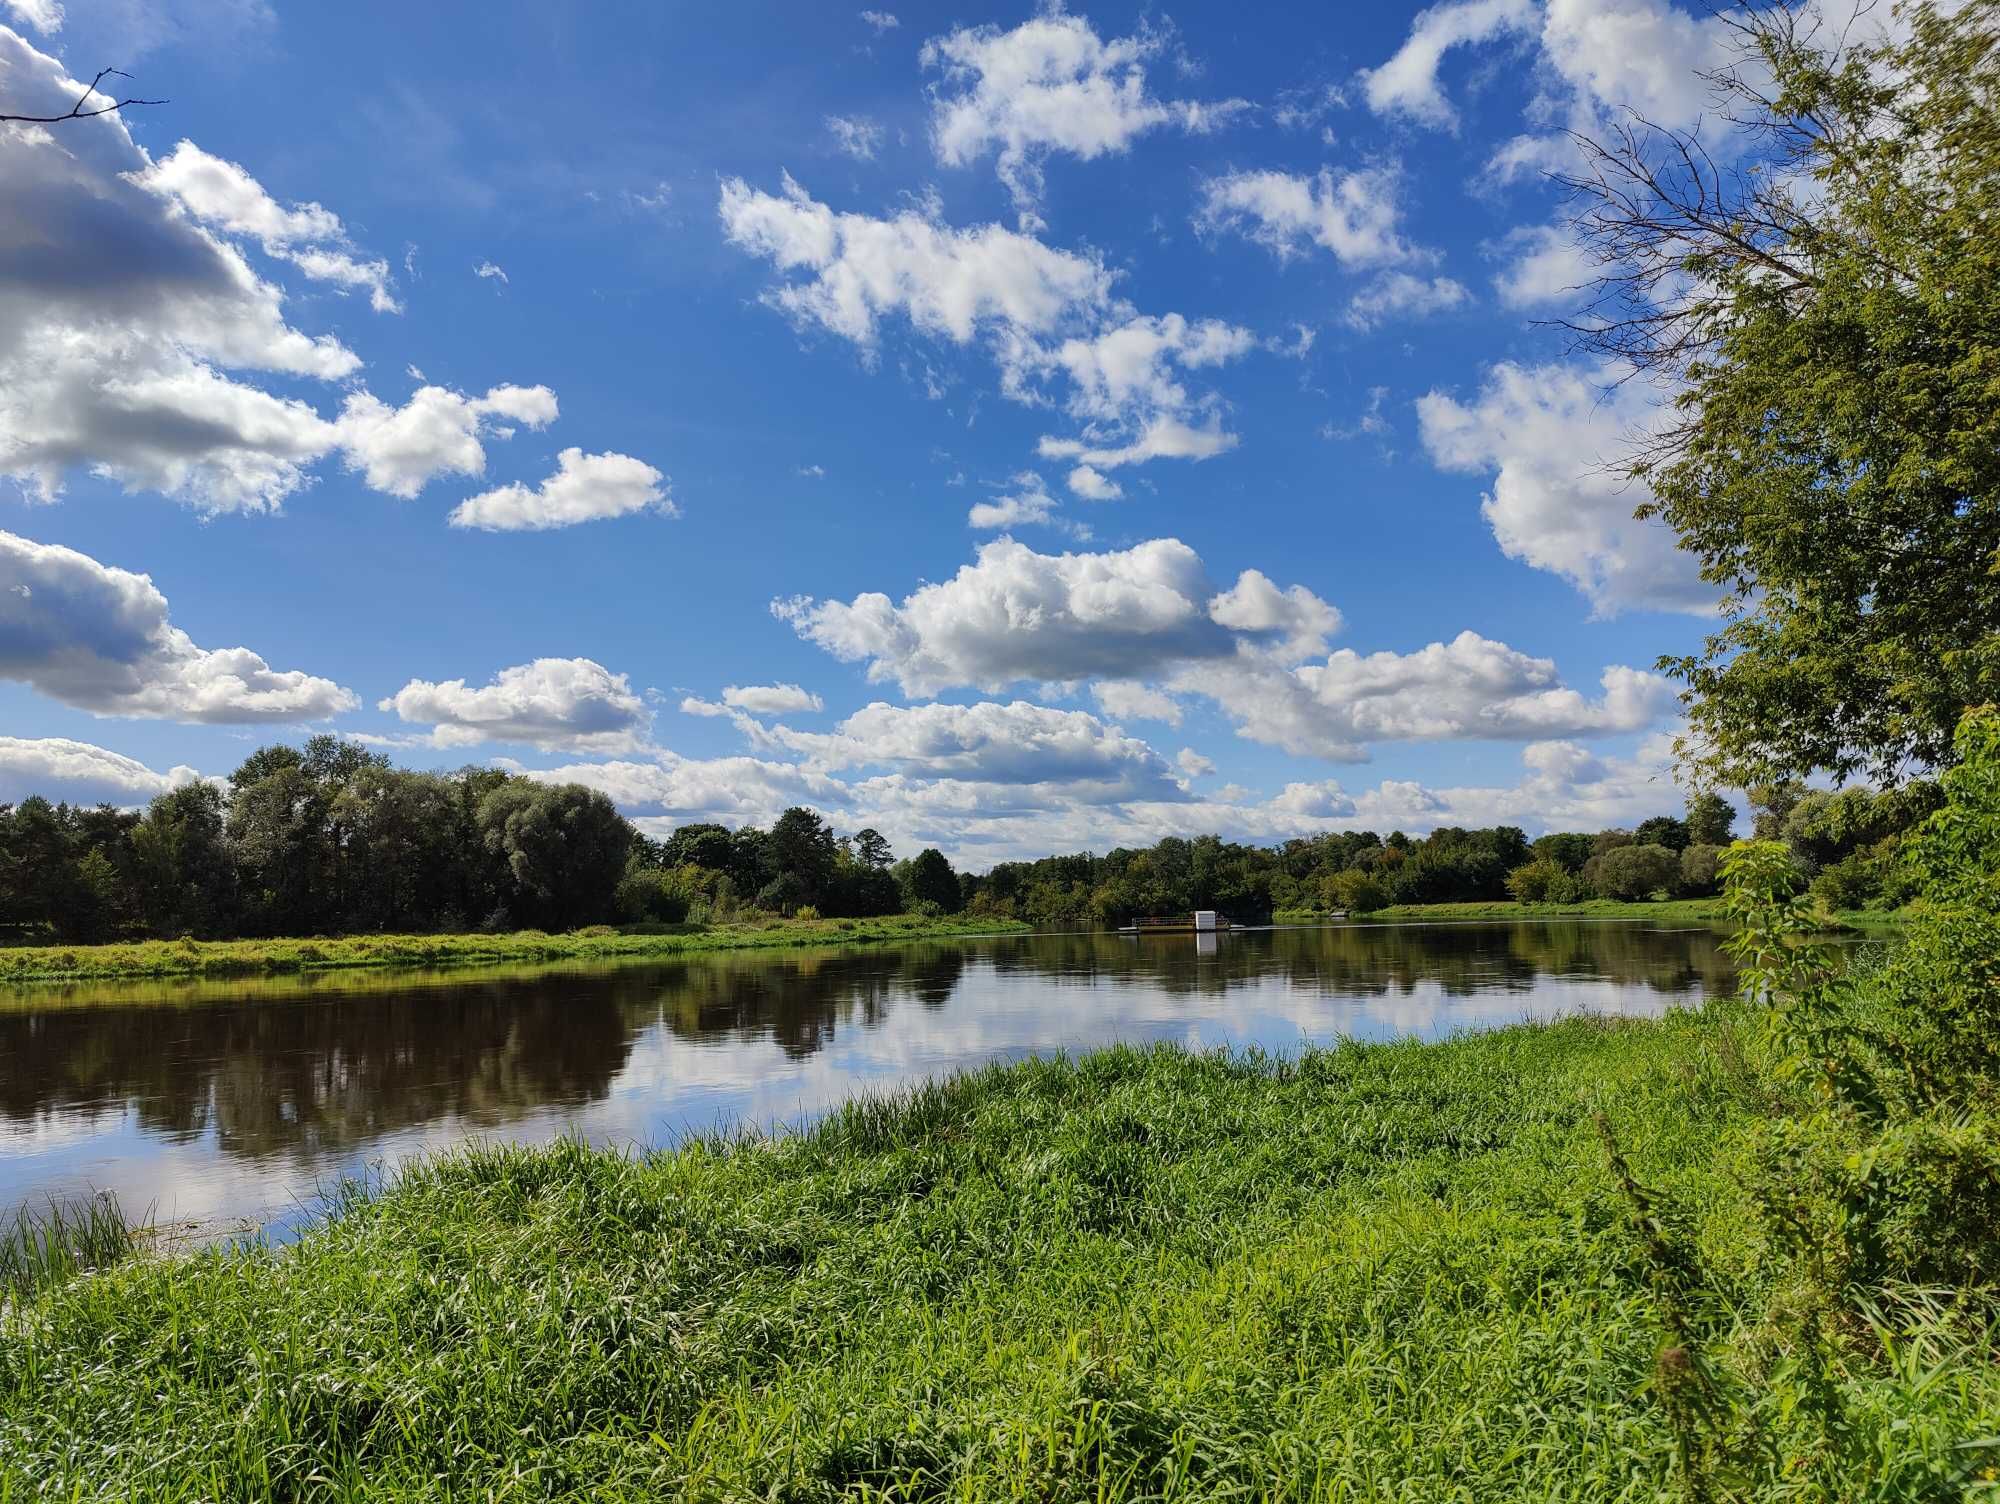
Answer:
0;921;1735;1238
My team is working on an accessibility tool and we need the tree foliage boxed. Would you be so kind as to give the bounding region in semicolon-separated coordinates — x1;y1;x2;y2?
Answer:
1565;0;2000;785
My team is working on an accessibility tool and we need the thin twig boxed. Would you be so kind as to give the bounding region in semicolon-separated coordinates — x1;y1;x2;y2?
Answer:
0;66;164;125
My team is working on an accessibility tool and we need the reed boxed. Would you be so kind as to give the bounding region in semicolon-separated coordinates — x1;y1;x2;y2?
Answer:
0;1194;136;1306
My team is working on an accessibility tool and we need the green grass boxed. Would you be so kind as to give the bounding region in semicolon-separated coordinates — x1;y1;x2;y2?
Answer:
4;1006;1991;1499
0;913;1028;984
0;1196;135;1307
1274;897;1906;926
1372;897;1739;921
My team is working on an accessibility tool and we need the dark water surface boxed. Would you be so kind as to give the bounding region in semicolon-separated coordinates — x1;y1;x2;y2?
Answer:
0;921;1734;1238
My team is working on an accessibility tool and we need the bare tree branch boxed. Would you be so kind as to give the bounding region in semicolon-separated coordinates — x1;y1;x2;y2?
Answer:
0;66;164;125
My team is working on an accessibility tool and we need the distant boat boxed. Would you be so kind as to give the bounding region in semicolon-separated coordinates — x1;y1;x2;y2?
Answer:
1117;910;1230;935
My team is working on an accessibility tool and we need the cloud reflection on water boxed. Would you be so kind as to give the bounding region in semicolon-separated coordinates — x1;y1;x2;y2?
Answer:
0;923;1734;1237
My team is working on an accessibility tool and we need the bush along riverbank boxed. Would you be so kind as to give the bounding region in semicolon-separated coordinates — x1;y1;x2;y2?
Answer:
5;713;1997;1498
0;913;1029;985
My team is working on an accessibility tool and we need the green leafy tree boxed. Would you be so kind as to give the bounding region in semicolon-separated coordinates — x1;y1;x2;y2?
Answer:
1683;792;1735;848
663;823;735;872
1530;832;1595;872
62;848;126;942
1505;859;1567;904
1632;816;1689;853
1329;868;1385;914
131;783;235;936
477;782;631;930
901;848;962;914
1565;0;2000;784
1586;844;1680;901
767;807;836;909
851;827;893;871
1676;844;1724;898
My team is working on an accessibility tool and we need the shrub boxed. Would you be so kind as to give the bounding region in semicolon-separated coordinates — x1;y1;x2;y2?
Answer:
1505;858;1567;903
1547;871;1594;903
1623;709;2000;1488
616;870;686;925
1329;868;1385;913
1585;843;1680;900
756;871;809;916
1676;843;1723;896
1808;850;1881;911
965;890;1017;922
793;905;822;922
1725;759;2000;1292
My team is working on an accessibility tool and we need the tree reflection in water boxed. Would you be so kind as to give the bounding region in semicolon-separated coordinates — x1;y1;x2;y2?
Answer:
0;923;1735;1180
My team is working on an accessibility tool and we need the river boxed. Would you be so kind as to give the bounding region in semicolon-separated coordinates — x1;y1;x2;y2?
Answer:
0;920;1736;1240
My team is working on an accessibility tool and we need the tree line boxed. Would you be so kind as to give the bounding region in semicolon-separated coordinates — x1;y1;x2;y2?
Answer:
954;782;1934;927
0;739;1945;947
0;737;964;945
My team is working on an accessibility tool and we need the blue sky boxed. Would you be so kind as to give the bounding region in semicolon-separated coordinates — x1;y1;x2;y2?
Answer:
0;0;1765;863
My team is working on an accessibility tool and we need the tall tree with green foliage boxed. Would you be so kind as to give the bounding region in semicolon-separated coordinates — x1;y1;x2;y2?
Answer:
1565;0;2000;785
1682;791;1735;848
130;783;234;937
476;783;631;930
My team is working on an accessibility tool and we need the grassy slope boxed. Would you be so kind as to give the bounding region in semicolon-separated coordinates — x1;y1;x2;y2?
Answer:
0;913;1028;984
3;1008;1989;1499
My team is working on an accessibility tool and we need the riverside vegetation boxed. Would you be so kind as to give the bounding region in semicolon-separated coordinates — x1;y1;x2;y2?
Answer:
6;5;2000;1496
0;738;1935;952
0;913;1025;985
4;709;1999;1499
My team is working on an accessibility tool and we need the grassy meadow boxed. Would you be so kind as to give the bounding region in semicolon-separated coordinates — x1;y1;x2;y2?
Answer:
4;998;1994;1500
0;912;1029;985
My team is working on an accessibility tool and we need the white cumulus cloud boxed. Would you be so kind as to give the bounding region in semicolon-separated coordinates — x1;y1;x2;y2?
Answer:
1096;680;1184;726
1491;224;1594;310
335;383;557;499
0;529;357;722
776;536;1337;698
722;683;824;716
0;736;203;806
1416;361;1711;615
449;448;671;532
922;11;1247;225
1;2;62;32
1344;271;1470;332
719;171;1112;347
1357;0;1536;130
1065;464;1122;500
749;699;1184;803
1174;747;1215;780
1170;631;1676;760
1036;412;1237;473
380;657;651;752
721;174;1251;475
0;32;645;517
133;141;401;312
1196;165;1421;267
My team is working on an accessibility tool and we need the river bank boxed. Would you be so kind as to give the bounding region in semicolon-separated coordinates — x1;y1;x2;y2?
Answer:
1278;896;1903;925
0;913;1030;984
4;1002;1989;1497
